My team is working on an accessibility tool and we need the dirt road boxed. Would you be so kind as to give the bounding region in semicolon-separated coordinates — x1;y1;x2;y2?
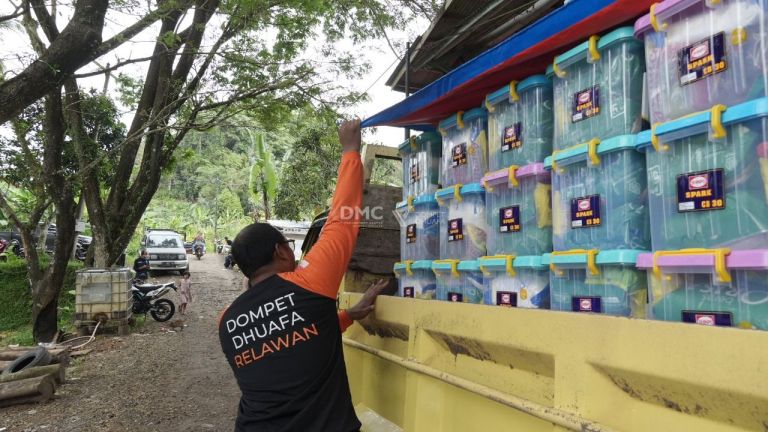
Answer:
1;255;244;432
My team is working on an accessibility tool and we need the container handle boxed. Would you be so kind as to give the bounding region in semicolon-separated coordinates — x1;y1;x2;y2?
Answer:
407;195;415;211
453;184;463;203
433;259;460;278
485;96;495;113
649;3;667;33
587;138;601;166
457;111;465;130
652;248;732;283
550;150;564;174
479;255;516;277
552;59;566;78
409;135;418;151
509;80;520;103
710;104;727;139
508;165;520;187
482;179;493;193
550;249;600;277
650;123;669;153
405;260;414;276
588;35;601;63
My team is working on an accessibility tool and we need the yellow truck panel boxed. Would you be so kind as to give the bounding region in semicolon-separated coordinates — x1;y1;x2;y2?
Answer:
340;293;768;432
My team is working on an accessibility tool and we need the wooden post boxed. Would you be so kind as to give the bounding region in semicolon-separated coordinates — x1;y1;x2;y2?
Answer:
0;364;65;385
0;375;57;407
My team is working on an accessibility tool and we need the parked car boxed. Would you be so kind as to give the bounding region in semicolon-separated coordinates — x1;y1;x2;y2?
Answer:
141;229;189;274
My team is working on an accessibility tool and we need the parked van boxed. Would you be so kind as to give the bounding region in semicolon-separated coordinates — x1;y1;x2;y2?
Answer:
142;229;189;274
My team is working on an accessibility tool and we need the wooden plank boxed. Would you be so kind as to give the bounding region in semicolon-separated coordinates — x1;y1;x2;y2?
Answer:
0;375;56;406
0;364;65;385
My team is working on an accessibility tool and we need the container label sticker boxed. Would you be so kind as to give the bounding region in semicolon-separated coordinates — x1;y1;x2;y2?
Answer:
676;169;725;212
502;123;522;152
678;32;727;86
572;296;602;313
451;143;467;167
406;224;417;243
572;85;600;122
682;311;732;327
410;161;420;184
448;292;463;302
403;287;415;298
496;291;517;307
448;218;464;241
499;206;521;233
570;195;601;228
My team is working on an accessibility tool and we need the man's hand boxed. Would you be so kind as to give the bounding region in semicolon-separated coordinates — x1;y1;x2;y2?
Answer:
346;279;388;321
338;118;362;154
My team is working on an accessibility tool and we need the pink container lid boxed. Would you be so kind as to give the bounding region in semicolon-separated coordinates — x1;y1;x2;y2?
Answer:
481;162;549;187
637;249;768;270
634;0;701;38
757;142;768;158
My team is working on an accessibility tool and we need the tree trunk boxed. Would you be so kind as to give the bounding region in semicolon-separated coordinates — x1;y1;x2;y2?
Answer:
31;292;59;343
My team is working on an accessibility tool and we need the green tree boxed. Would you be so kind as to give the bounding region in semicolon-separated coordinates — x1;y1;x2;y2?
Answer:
247;130;277;220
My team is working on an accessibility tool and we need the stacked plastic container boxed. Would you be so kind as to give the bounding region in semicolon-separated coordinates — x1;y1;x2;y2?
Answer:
395;195;440;262
398;132;443;200
631;0;768;330
433;259;484;303
543;27;651;317
439;108;489;186
394;261;437;300
478;255;550;308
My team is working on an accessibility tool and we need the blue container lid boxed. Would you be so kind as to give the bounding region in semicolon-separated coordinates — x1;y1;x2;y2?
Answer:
485;75;552;107
544;134;639;170
546;26;639;75
542;249;647;267
438;107;488;131
398;131;442;153
457;260;481;272
435;183;485;204
637;97;768;152
478;255;547;271
394;260;434;273
396;193;439;210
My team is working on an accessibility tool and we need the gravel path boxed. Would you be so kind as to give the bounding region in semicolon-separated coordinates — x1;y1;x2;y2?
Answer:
1;255;244;432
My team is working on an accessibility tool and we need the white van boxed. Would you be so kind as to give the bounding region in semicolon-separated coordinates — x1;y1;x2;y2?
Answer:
142;229;189;274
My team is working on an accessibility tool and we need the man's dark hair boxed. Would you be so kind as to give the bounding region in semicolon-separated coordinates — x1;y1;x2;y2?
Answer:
232;223;285;279
140;249;147;255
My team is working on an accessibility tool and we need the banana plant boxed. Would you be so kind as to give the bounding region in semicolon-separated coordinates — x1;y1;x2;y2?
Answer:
246;130;277;220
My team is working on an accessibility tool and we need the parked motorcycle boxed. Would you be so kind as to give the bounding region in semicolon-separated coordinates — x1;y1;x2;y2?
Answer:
193;242;204;260
131;279;177;322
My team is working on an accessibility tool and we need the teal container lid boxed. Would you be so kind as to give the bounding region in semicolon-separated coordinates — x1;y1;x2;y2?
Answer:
485;75;552;107
396;193;439;210
478;255;547;271
431;260;480;273
542;249;647;267
394;260;434;273
457;260;481;272
637;97;768;152
544;134;639;170
397;131;442;153
435;183;485;204
545;26;639;74
438;107;488;131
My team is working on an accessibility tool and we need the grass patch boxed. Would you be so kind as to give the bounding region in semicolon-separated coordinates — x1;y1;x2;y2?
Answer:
0;256;83;345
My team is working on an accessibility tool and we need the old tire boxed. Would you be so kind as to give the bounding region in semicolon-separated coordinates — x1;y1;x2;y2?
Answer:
1;346;52;375
150;299;175;322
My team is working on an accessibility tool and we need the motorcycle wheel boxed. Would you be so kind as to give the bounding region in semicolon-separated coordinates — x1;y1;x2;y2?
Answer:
150;299;175;322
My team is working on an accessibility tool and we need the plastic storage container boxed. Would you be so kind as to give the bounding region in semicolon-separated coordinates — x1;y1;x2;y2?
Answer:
74;268;132;323
635;0;768;124
433;260;484;304
482;163;552;256
547;27;645;150
395;194;441;261
398;132;443;200
638;249;768;330
486;76;554;170
637;98;768;250
436;184;487;260
439;108;489;186
394;260;437;299
478;255;550;308
545;249;648;317
545;134;650;251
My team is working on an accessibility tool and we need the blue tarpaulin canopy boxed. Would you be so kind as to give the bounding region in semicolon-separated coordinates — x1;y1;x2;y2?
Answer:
362;0;654;129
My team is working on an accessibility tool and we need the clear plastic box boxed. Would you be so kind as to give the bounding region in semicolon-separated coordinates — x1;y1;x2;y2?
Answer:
546;27;645;150
545;134;650;251
637;249;768;330
394;260;437;300
482;163;552;256
439;108;489;186
478;255;550;308
637;98;768;250
433;260;484;304
395;194;440;261
436;184;487;260
544;249;648;317
486;75;554;170
635;0;768;124
398;132;442;200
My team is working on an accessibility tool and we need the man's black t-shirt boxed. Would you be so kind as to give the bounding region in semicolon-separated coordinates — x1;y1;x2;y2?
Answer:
218;275;359;432
133;257;149;273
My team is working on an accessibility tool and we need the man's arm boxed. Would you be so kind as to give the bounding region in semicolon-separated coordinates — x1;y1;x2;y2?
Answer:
338;279;387;332
280;119;363;299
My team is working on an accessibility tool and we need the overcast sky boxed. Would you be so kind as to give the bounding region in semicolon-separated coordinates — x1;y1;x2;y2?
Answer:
0;3;426;148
